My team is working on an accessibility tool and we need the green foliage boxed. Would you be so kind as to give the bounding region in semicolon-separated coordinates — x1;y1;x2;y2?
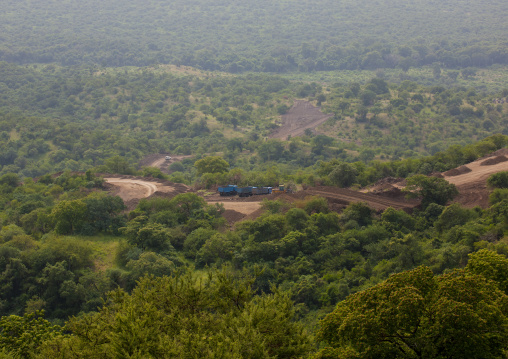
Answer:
315;266;508;359
434;203;476;233
340;202;373;228
122;220;174;253
490;188;508;205
467;250;508;294
488;171;508;189
102;156;136;175
194;156;230;175
38;270;312;358
141;166;167;179
2;0;508;74
0;311;61;358
51;193;125;235
404;174;459;209
380;207;415;233
329;163;358;188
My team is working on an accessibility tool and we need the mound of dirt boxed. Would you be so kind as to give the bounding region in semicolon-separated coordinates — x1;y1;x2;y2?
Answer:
368;177;404;191
479;148;508;159
374;177;404;185
443;165;472;177
480;156;508;166
222;210;246;225
373;187;407;200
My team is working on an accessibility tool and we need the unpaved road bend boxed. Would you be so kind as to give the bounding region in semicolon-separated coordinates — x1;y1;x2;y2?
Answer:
104;178;173;202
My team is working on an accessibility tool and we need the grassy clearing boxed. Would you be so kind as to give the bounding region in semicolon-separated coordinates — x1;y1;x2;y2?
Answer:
69;234;122;272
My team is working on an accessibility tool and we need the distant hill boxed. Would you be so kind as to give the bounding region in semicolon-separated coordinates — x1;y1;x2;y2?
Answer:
1;0;507;71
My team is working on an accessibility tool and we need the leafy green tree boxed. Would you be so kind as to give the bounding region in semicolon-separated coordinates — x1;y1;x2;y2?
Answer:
50;200;87;234
194;156;229;175
122;219;173;253
195;233;238;268
257;140;285;162
183;227;217;259
360;90;376;106
141;166;167;179
487;171;508;189
340;202;373;228
38;270;312;358
315;266;508;359
102;155;136;175
0;311;61;358
329;163;358;188
403;175;458;209
434;203;475;233
466;249;508;294
126;252;175;281
380;207;415;233
0;173;20;191
286;208;309;232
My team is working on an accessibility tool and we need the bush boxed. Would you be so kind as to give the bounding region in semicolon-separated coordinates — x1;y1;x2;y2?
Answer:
488;171;508;189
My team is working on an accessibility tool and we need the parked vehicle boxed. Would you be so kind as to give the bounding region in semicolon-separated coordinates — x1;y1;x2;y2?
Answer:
272;185;293;194
237;186;254;197
252;186;272;195
218;185;238;196
218;185;277;197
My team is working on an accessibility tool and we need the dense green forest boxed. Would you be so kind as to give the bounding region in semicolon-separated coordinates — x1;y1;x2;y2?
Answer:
1;0;508;72
1;61;507;183
2;0;508;357
0;156;508;357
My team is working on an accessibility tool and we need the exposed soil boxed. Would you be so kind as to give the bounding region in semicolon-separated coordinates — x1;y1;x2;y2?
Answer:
480;155;508;166
361;148;508;209
222;210;247;225
105;147;508;220
444;154;508;188
104;176;190;210
442;150;508;208
443;165;472;177
269;100;333;140
303;186;419;213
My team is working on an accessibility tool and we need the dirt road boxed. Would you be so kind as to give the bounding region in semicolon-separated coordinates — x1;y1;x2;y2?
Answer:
442;150;508;208
363;148;508;209
104;177;178;202
443;156;508;187
270;100;333;140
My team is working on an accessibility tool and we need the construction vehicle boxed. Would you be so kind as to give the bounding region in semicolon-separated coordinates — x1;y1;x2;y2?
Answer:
272;185;291;194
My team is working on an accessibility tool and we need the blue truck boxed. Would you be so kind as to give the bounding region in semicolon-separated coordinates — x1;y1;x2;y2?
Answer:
218;185;238;196
218;185;273;197
252;186;272;195
237;186;254;197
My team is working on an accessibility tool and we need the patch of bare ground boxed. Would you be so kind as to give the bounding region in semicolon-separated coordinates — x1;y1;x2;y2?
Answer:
480;155;508;166
443;151;508;188
104;176;191;210
358;148;508;209
222;210;247;225
295;186;418;212
269;100;333;140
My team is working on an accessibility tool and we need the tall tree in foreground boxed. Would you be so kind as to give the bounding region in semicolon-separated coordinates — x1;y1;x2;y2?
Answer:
38;269;312;359
314;264;508;359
